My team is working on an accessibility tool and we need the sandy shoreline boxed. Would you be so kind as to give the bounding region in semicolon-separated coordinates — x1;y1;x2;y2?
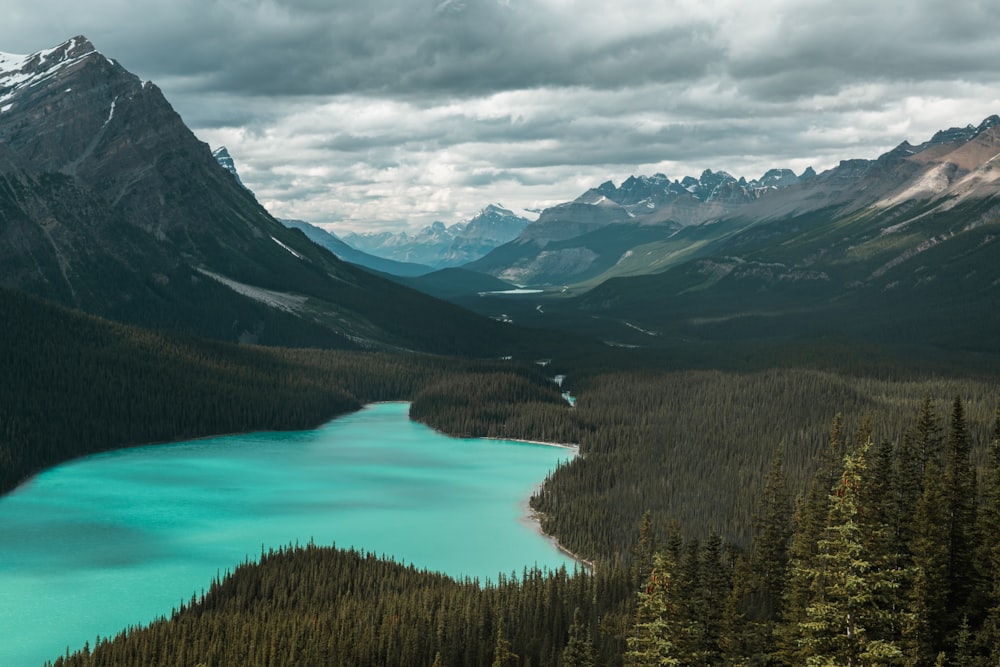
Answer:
520;494;595;572
506;438;593;573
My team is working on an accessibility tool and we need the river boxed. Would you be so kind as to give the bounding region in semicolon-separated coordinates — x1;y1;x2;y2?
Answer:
0;402;575;666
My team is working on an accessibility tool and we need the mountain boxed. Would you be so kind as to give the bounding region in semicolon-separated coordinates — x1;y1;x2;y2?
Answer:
463;116;1000;364
206;148;434;277
467;167;813;284
344;220;463;266
0;36;544;356
212;146;246;189
279;218;432;277
342;204;531;268
441;204;533;265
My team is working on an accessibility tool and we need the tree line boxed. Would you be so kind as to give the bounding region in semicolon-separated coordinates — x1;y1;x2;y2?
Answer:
625;397;1000;666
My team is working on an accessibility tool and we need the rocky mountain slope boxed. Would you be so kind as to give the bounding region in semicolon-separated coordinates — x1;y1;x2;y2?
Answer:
461;117;1000;362
0;36;538;356
466;167;814;284
467;117;1000;290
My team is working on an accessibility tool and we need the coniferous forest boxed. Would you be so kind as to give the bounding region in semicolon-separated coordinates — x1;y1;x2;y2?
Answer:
4;285;1000;665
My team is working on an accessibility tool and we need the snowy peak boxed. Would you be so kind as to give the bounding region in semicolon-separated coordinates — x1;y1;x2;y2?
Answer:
340;204;529;268
1;36;102;105
213;146;247;188
925;115;1000;147
580;165;810;217
460;204;531;241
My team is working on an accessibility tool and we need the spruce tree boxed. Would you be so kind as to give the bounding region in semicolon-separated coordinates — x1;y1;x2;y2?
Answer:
904;459;950;666
976;407;1000;663
777;415;846;664
943;396;978;630
626;551;683;667
492;621;518;667
797;441;907;666
560;608;596;667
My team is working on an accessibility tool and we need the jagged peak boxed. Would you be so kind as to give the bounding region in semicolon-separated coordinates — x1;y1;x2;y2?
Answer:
977;115;1000;133
479;203;514;216
1;36;98;75
1;36;109;112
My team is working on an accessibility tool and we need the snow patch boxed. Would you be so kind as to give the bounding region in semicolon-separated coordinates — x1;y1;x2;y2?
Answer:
103;96;118;126
271;236;305;259
195;268;307;313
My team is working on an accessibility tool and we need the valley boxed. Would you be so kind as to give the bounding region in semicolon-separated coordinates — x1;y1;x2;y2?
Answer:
2;32;1000;667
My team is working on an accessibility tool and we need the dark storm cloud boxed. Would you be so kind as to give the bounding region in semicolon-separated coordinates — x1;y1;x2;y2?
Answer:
3;1;1000;230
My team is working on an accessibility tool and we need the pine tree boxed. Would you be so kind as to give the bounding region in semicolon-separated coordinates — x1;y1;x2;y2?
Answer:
797;441;907;667
626;551;684;667
943;396;979;630
904;459;950;666
492;621;518;667
976;407;1000;663
560;608;596;667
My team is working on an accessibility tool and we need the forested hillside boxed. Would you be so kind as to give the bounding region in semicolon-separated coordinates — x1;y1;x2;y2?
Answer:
0;287;563;496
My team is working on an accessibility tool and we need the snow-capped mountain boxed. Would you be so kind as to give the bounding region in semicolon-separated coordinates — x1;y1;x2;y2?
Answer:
342;205;531;268
582;166;815;218
212;146;246;188
0;36;524;355
467;117;1000;286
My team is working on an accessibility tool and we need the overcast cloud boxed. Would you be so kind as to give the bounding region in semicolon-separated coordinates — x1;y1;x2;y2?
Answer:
3;0;1000;231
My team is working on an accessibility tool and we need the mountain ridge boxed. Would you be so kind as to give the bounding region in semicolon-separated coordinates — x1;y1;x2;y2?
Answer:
0;36;550;357
342;203;531;268
466;116;1000;287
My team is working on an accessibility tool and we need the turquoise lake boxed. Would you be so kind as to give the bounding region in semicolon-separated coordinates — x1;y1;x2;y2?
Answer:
0;402;576;666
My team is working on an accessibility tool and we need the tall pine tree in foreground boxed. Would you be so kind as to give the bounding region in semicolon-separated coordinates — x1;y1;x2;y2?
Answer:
795;440;908;666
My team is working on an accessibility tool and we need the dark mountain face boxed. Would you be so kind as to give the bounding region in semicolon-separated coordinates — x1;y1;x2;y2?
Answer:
0;37;537;356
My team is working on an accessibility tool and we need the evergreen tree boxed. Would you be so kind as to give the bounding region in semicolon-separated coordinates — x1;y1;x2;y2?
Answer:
778;415;846;664
976;407;1000;663
693;533;731;665
560;608;596;667
753;448;794;621
904;459;950;666
626;551;683;667
492;621;519;667
943;396;979;630
797;441;907;666
630;510;656;589
915;396;944;468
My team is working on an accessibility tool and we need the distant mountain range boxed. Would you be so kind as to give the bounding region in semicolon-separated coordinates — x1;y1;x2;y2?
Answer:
342;204;532;268
468;116;1000;289
0;36;546;356
211;148;530;275
459;116;1000;361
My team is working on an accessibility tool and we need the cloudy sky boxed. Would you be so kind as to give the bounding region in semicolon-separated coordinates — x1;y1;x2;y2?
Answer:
3;1;1000;232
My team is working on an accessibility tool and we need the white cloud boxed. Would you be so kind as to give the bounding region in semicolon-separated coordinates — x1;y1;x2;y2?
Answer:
3;1;1000;232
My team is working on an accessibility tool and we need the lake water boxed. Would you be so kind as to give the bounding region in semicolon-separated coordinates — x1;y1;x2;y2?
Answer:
0;402;575;666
